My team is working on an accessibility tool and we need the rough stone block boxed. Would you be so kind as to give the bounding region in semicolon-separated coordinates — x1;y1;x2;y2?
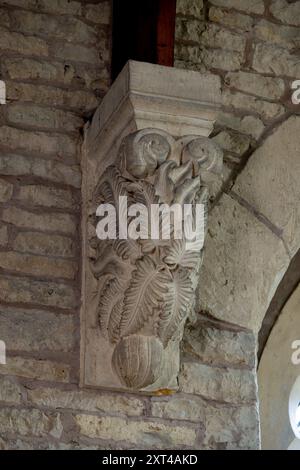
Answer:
0;126;78;159
270;0;300;26
0;376;22;404
0;28;48;56
0;408;63;438
176;0;204;18
0;179;13;202
183;320;256;368
13;232;76;258
198;193;290;331
222;89;285;120
217;112;265;139
11;10;98;44
0;154;81;188
209;6;254;30
27;387;145;417
209;0;265;15
253;43;300;78
0;275;77;310
7;104;83;132
0;357;70;383
179;362;257;403
2;207;77;235
213;130;251;156
225;71;285;100
75;414;196;447
0;226;8;247
254;19;300;50
233;116;300;257
16;185;77;211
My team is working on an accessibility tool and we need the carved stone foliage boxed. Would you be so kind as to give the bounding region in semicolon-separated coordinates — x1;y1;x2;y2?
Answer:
88;129;222;392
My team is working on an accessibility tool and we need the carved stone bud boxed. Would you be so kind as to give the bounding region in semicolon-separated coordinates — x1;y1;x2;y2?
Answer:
112;335;163;389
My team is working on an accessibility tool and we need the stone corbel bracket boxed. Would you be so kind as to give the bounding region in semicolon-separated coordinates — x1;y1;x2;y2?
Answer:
81;61;222;393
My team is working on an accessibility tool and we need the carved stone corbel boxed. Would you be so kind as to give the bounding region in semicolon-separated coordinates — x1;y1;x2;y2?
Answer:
81;61;222;393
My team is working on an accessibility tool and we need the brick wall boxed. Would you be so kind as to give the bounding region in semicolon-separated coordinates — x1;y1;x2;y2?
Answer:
175;0;300;186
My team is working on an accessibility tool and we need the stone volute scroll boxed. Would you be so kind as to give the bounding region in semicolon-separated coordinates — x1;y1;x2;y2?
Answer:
81;61;223;393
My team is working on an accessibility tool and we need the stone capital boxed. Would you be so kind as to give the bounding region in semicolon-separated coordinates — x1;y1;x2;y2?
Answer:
81;61;222;393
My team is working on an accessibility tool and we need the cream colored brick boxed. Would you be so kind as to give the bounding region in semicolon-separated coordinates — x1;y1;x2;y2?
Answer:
75;414;196;447
0;27;48;56
0;357;70;383
0;251;77;279
17;185;77;210
0;179;13;202
0;275;77;309
0;408;63;438
27;387;144;416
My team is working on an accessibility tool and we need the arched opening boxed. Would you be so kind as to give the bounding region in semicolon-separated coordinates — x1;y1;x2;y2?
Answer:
258;275;300;449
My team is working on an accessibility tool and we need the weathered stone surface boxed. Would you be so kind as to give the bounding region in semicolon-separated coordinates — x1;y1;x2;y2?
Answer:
151;396;205;422
0;251;77;279
0;8;10;27
218;112;265;139
233;116;300;257
222;89;285;120
270;0;300;26
0;225;8;246
2;0;82;15
254;19;300;50
75;414;196;447
7;104;83;132
179;362;257;403
11;10;98;44
213;130;251;155
2;207;77;235
175;17;205;43
0;27;48;56
17;185;77;210
3;57;76;82
203;403;259;449
174;44;202;66
0;408;63;438
225;71;285;100
0;154;81;188
0;276;77;310
209;0;265;15
0;126;78;159
198;193;290;331
27;387;144;417
84;1;110;24
151;396;259;449
13;232;76;258
7;82;98;112
209;6;254;30
0;179;13;202
0;376;22;404
52;43;104;64
202;24;246;52
0;357;70;383
0;306;75;352
182;321;256;368
253;43;300;78
176;0;204;18
202;49;243;71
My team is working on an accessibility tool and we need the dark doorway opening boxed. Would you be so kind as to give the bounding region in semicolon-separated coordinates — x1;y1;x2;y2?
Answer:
111;0;177;81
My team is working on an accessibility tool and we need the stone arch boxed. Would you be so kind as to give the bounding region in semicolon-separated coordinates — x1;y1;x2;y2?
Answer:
198;115;300;334
258;282;300;450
